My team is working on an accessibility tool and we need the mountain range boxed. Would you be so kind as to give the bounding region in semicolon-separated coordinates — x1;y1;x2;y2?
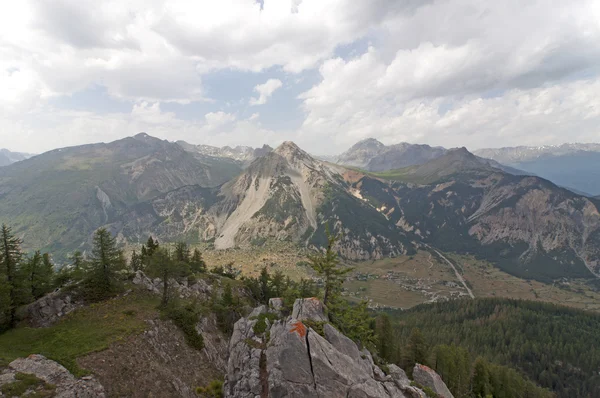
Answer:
1;134;599;283
0;149;35;166
473;144;600;196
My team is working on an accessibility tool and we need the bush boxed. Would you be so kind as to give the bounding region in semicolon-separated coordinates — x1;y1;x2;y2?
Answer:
196;379;223;398
162;302;204;350
251;313;279;335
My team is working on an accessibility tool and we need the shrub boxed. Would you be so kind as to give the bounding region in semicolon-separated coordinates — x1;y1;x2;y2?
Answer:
162;302;204;350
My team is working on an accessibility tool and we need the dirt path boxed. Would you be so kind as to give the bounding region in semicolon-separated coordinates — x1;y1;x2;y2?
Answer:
425;244;475;299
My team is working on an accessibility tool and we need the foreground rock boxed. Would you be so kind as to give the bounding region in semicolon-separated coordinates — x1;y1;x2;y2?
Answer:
224;297;430;398
413;364;455;398
0;354;105;397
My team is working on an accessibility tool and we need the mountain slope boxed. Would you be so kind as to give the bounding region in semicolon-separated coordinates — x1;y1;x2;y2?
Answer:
351;149;600;281
0;149;34;166
0;133;241;255
113;142;413;259
474;144;600;195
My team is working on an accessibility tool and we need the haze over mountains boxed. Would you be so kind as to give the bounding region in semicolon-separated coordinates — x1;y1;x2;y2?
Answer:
0;149;35;167
1;133;599;283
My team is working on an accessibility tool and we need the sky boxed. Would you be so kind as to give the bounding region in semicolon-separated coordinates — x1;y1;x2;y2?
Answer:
1;0;599;155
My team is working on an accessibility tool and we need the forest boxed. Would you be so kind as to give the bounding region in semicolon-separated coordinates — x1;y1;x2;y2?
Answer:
383;298;600;398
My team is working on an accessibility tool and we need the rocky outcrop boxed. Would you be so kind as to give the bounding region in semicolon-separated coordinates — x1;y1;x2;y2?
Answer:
413;364;454;398
224;298;432;398
0;354;105;397
132;270;213;300
24;290;82;327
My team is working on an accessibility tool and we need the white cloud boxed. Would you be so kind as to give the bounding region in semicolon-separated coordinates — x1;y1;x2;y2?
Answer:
250;79;283;105
0;0;599;154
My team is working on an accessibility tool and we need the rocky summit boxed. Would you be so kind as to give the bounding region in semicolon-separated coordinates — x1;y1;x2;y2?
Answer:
224;297;450;398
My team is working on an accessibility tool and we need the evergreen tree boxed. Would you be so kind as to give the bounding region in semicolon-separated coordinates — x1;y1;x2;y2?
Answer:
375;313;396;363
25;251;54;299
403;328;428;375
190;248;206;273
0;224;24;329
174;242;190;264
147;248;184;307
130;250;142;272
308;229;352;306
145;236;159;257
84;228;124;300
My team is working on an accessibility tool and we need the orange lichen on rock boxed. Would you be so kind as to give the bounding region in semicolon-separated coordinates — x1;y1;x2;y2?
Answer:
289;321;307;338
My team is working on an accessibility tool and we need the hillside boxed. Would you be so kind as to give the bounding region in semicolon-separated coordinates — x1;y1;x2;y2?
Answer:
475;144;600;196
389;298;600;398
0;133;241;256
113;141;413;259
351;149;600;281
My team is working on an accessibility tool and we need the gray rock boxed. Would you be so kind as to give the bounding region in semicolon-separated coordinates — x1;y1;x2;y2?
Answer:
291;297;328;322
25;291;81;327
6;354;105;397
225;298;418;398
413;364;454;398
268;297;284;314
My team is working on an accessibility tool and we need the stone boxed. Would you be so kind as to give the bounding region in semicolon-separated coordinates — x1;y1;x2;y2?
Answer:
413;364;454;398
268;297;284;314
225;298;420;398
6;354;105;397
25;291;81;327
291;297;328;322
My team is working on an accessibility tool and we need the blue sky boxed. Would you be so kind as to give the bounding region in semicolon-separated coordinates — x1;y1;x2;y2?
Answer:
1;0;599;154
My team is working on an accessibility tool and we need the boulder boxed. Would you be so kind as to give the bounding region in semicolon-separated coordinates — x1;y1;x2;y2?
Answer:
225;298;422;398
413;364;454;398
291;297;328;322
25;291;81;327
3;354;105;397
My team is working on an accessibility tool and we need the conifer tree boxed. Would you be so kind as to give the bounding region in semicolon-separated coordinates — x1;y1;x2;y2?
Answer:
147;248;185;307
84;228;124;300
190;248;206;273
24;251;54;299
308;229;352;306
130;250;142;272
174;242;190;264
0;224;24;329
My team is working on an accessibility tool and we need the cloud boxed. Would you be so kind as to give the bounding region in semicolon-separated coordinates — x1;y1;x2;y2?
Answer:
0;0;599;154
250;79;282;105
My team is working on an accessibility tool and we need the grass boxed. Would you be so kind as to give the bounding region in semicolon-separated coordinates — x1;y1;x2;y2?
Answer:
0;289;160;376
0;372;56;397
344;250;600;311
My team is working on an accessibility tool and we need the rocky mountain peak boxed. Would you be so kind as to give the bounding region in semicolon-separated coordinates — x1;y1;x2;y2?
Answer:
273;141;310;162
353;137;385;150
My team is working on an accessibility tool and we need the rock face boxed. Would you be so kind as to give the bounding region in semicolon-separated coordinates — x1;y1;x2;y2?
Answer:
413;364;455;398
0;354;105;397
224;298;430;398
24;290;81;327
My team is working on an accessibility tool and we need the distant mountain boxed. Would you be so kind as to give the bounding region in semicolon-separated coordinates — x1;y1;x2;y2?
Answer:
114;141;413;259
177;141;272;166
335;138;531;176
0;133;241;256
360;149;600;281
2;137;598;282
474;144;600;196
335;138;445;171
0;149;34;166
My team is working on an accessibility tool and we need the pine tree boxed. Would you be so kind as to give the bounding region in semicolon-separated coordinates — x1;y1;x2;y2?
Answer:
24;251;54;299
403;328;428;375
84;228;124;300
130;250;142;272
375;314;396;363
190;248;206;273
174;242;190;264
147;248;183;307
0;224;24;329
308;229;352;306
145;236;159;257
